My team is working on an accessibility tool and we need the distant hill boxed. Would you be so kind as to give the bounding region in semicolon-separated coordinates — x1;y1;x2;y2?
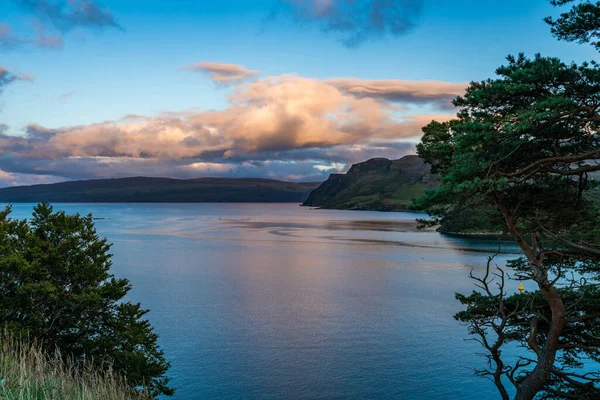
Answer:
0;177;322;203
302;155;438;211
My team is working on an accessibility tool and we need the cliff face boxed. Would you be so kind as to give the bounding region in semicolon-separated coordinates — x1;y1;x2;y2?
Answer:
303;155;438;211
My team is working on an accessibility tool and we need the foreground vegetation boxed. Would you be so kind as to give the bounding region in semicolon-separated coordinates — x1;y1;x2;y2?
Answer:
0;333;148;400
0;203;173;397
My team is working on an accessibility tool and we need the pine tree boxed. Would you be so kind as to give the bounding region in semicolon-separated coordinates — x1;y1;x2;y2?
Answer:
415;54;600;399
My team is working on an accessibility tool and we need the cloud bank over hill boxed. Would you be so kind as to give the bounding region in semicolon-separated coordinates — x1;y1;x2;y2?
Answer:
0;62;462;186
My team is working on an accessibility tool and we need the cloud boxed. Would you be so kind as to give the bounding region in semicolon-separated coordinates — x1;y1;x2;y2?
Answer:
0;23;24;50
2;0;122;51
0;167;60;187
327;78;467;109
276;0;423;47
35;32;64;48
1;21;64;50
0;130;421;183
0;72;458;183
0;149;419;185
57;91;74;103
14;0;122;32
0;67;33;95
33;22;64;48
184;62;260;85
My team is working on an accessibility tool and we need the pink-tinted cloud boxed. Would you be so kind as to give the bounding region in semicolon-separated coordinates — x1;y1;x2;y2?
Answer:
36;33;64;48
5;74;450;160
0;23;24;49
0;21;64;50
184;62;260;85
33;22;65;48
0;167;61;187
327;78;467;109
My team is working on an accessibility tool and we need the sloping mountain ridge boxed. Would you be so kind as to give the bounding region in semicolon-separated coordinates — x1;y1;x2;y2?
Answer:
302;155;438;211
0;177;322;203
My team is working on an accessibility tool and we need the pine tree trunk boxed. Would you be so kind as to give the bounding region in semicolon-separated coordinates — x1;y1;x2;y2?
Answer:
514;282;566;400
494;202;567;400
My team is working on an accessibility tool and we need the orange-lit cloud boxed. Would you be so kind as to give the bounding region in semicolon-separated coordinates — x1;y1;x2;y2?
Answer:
0;67;459;184
184;62;260;85
8;75;452;160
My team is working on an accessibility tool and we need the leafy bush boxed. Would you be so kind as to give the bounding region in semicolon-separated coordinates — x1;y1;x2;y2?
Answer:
0;203;173;397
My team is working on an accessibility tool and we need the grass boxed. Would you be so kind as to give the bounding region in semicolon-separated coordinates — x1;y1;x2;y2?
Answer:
387;183;429;202
0;333;149;400
335;184;430;209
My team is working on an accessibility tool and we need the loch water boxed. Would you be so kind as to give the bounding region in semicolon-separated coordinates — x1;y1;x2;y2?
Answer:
8;203;522;399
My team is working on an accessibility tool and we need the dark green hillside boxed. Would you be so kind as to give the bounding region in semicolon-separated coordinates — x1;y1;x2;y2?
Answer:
303;155;438;211
0;177;321;203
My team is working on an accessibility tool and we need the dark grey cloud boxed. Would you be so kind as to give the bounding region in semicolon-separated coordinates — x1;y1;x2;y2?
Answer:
1;0;122;52
0;116;417;183
0;67;33;95
277;0;423;47
25;123;59;139
216;142;414;166
14;0;123;32
0;128;416;185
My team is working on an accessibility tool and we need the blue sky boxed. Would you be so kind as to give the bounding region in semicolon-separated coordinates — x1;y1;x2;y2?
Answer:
0;0;596;185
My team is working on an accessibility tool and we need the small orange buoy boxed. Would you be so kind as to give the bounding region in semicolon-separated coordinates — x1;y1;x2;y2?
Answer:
518;282;524;293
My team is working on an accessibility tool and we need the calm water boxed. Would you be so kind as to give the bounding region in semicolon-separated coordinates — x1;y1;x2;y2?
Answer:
7;203;521;399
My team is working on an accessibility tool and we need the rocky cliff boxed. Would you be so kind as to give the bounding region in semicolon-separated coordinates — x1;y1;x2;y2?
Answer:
302;155;438;211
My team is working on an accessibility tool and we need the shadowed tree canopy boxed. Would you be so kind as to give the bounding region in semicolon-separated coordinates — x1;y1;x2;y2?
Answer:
0;203;173;398
415;54;600;400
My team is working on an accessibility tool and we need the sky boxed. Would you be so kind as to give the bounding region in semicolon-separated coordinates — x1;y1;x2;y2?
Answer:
0;0;597;186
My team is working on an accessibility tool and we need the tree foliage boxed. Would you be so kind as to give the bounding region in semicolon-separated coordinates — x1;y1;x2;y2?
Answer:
546;0;600;50
415;53;600;400
0;203;173;398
